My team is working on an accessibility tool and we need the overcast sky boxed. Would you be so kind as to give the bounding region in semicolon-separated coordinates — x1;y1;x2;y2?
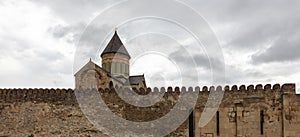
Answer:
0;0;299;92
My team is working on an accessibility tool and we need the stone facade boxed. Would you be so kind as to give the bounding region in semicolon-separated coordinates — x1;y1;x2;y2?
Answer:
0;83;299;137
101;53;130;77
75;31;147;90
194;84;295;137
74;60;124;89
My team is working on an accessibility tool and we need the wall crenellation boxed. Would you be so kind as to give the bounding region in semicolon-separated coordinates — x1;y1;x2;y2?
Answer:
0;83;295;104
0;88;76;105
0;83;299;137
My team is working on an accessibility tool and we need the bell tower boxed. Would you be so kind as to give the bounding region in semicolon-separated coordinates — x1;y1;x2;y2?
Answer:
101;31;130;78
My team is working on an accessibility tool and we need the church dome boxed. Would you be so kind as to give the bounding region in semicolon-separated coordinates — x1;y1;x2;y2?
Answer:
100;31;131;59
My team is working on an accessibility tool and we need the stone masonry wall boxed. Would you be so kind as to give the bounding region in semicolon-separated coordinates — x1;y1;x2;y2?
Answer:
0;83;298;137
0;88;188;137
194;84;298;137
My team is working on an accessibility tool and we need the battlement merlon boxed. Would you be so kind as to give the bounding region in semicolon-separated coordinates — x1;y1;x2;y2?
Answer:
78;83;296;94
0;83;296;94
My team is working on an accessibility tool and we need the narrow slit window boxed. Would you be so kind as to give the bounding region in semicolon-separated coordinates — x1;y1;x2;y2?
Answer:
189;110;194;137
260;110;264;135
216;111;220;136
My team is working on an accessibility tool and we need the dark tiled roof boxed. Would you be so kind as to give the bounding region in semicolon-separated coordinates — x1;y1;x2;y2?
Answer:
128;75;144;85
100;31;130;58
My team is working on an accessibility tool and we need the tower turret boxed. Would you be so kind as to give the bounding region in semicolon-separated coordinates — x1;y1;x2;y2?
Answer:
101;31;130;78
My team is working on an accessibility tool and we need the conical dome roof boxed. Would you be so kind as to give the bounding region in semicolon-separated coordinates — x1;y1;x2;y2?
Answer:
100;31;130;59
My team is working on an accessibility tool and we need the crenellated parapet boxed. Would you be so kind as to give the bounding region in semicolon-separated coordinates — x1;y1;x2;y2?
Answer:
0;83;298;137
0;83;296;105
0;88;76;105
95;83;294;93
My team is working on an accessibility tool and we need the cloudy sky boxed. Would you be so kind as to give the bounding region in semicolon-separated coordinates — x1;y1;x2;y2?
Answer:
0;0;299;92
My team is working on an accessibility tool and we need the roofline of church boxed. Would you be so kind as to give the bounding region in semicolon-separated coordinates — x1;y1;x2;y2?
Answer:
100;31;131;59
74;60;124;84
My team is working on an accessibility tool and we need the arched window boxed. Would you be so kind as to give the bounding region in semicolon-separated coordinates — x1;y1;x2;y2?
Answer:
85;70;97;89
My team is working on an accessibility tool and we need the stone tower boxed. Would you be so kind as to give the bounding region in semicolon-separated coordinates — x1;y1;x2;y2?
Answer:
101;31;131;78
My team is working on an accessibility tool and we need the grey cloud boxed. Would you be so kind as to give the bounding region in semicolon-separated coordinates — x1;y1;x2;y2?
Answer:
169;48;225;73
48;22;86;44
50;25;72;38
189;0;300;51
32;0;300;53
0;37;31;59
1;0;300;89
168;47;274;86
252;37;300;63
228;16;300;50
0;27;72;86
169;48;209;69
168;48;226;85
30;0;118;23
14;48;70;75
0;42;72;88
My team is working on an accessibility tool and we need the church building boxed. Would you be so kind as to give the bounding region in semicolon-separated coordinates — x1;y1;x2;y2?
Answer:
74;31;147;89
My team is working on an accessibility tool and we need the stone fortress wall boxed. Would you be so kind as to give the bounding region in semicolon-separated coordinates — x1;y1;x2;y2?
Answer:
0;83;299;137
